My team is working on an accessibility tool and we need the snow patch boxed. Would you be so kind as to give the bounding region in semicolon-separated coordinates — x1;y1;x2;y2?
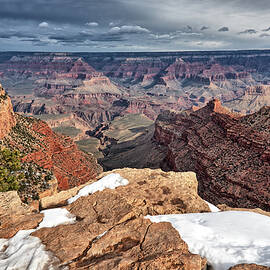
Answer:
147;211;270;270
0;208;75;269
0;230;59;270
38;208;76;229
204;200;220;212
68;173;129;204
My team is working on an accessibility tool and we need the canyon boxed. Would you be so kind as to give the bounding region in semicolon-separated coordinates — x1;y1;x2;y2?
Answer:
0;51;269;211
0;50;269;165
1;50;270;123
1;53;270;268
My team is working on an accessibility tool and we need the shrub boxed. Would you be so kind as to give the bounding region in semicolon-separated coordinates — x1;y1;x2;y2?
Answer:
0;148;23;192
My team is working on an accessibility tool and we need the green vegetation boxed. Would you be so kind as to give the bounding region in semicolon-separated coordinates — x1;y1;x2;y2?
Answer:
52;126;82;138
0;148;23;192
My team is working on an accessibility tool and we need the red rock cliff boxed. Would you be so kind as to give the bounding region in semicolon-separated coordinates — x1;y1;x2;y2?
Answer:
154;100;270;210
1;86;102;190
0;84;16;139
20;119;102;190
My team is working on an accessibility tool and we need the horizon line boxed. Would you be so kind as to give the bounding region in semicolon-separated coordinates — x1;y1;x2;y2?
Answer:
1;48;270;54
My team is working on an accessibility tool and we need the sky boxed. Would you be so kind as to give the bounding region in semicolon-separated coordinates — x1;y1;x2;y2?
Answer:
0;0;270;52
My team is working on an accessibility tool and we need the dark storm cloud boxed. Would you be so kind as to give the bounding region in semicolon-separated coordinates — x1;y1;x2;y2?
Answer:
201;26;209;31
218;27;229;32
239;29;257;34
0;0;144;25
0;0;270;51
49;31;127;44
260;33;270;38
48;34;90;44
0;31;37;39
262;27;270;32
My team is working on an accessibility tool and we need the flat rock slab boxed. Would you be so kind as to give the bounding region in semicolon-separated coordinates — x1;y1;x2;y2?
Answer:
32;168;209;269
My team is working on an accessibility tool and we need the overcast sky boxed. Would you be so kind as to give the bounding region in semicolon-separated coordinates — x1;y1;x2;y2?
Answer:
0;0;270;52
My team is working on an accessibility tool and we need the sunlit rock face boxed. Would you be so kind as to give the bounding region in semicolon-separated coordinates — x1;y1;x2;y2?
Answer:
0;84;16;139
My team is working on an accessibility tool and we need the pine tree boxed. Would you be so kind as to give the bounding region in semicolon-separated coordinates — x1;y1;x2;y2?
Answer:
0;148;23;192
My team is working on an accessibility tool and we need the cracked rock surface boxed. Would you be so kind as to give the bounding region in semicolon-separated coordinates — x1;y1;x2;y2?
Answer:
31;168;209;269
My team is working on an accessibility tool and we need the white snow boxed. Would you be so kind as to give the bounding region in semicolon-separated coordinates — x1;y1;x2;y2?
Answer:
0;174;129;269
0;208;75;270
204;200;220;212
38;208;76;229
68;173;129;204
0;230;58;270
0;173;129;269
147;211;270;270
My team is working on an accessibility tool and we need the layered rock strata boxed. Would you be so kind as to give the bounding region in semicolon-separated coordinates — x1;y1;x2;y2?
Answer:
154;99;270;210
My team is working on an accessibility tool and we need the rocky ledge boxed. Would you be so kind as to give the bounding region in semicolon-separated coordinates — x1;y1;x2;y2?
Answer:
1;168;270;270
1;169;209;270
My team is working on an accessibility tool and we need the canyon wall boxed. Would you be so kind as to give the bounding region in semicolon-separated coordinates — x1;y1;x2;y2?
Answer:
153;100;270;210
0;84;16;139
1;85;102;191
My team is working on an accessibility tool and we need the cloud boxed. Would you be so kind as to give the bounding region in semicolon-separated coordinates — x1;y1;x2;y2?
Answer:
260;33;270;38
0;0;270;51
38;21;49;28
0;31;37;39
262;27;270;32
109;25;150;34
201;26;209;31
186;25;193;32
86;22;99;27
218;27;229;32
239;29;257;34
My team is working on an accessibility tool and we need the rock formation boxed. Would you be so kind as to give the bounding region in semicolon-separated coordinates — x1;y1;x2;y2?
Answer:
2;114;102;191
1;51;270;135
0;84;16;139
1;168;270;269
1;168;209;269
153;99;270;211
0;86;102;198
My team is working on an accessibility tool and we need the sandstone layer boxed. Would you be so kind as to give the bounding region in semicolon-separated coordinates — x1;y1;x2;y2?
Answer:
34;169;209;269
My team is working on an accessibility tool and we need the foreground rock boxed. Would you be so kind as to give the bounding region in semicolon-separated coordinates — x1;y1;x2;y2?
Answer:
0;191;34;217
32;169;209;269
0;191;43;238
154;99;270;211
2;168;270;269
